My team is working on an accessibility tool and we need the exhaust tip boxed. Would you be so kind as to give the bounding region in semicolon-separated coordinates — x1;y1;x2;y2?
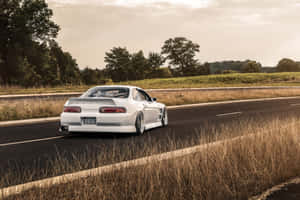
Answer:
59;125;69;135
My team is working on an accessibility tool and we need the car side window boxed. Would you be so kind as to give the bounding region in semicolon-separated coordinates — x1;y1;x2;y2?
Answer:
133;89;143;101
132;89;139;101
138;91;147;101
138;90;152;102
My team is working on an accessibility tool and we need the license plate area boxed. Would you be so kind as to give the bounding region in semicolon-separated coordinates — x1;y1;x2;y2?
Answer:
81;117;96;125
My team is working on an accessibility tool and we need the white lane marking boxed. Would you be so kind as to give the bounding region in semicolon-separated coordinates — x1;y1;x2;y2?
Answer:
0;136;63;147
0;134;253;198
216;112;242;117
290;104;300;106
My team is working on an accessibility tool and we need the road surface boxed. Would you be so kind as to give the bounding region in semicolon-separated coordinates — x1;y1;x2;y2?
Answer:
1;97;300;187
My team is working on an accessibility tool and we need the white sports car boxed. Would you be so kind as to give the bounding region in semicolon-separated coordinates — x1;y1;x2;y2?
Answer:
59;85;168;135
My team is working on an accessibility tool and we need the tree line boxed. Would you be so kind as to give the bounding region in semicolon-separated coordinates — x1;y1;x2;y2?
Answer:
0;0;299;87
0;0;81;86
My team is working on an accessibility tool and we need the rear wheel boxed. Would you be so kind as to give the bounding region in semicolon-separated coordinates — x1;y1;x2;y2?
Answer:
161;108;168;127
135;113;145;136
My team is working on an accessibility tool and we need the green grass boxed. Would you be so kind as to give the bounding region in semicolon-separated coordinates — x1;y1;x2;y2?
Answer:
122;72;300;89
1;72;300;95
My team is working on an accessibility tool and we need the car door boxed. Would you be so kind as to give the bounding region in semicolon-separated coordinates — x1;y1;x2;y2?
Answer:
138;89;161;124
133;89;152;124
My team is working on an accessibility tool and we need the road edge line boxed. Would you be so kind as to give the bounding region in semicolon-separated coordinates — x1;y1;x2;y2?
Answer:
0;117;60;127
0;134;249;199
249;177;300;200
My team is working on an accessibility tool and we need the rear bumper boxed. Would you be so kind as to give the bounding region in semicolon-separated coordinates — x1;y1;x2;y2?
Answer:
60;112;137;133
67;125;136;133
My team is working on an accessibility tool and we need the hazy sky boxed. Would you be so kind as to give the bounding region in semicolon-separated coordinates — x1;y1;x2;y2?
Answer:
47;0;300;68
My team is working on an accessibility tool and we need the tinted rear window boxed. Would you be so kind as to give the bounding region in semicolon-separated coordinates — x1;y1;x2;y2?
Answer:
83;87;130;98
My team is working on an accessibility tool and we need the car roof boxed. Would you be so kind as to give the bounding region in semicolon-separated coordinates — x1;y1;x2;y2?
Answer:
93;85;142;90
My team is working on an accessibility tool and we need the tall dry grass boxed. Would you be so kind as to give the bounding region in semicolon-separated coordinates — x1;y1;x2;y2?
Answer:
149;88;300;105
2;117;300;200
0;99;67;121
2;89;300;121
0;85;90;95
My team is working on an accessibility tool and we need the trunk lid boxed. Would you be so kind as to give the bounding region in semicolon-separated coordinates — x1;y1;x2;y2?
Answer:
67;98;116;113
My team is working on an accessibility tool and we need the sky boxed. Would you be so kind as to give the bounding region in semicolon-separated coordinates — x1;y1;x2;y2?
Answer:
46;0;300;68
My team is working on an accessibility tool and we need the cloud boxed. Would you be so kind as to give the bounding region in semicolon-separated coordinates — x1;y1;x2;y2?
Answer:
47;0;300;68
47;0;213;8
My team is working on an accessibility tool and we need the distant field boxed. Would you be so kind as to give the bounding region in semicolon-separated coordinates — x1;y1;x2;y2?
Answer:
122;72;300;89
1;72;300;95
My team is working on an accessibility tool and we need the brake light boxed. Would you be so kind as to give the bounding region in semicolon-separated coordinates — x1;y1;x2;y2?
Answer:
64;106;81;113
100;107;126;113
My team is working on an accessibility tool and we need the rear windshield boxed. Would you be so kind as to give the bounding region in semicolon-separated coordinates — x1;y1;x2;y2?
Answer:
83;87;130;98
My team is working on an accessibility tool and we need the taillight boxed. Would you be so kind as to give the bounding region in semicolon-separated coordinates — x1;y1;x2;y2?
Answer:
64;106;81;113
100;107;126;113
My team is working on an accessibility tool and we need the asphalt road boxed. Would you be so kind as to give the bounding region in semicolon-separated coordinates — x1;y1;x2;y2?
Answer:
1;97;300;187
266;183;300;200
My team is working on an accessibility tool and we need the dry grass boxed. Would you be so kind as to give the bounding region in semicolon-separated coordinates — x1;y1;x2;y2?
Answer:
3;117;300;200
2;89;300;121
0;85;90;96
149;88;300;105
0;99;67;121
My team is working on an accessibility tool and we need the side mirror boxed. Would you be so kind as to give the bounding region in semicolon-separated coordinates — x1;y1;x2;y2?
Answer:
152;98;157;102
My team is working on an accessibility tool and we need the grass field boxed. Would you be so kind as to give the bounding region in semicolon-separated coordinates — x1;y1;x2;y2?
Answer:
2;88;300;121
122;72;300;89
1;72;300;95
3;117;300;200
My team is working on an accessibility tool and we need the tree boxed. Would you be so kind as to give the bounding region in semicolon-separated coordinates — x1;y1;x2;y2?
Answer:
0;0;60;84
147;52;166;78
49;41;80;85
25;41;59;85
156;67;172;78
209;60;246;74
104;47;131;82
128;51;149;80
81;68;100;85
105;48;169;81
148;52;165;69
276;58;300;72
197;63;211;75
242;60;262;73
161;37;200;76
19;57;42;87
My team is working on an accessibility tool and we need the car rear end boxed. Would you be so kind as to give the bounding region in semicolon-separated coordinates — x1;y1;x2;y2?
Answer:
59;87;137;134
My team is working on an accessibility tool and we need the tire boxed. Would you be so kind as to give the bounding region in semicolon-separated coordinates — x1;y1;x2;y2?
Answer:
161;108;168;127
135;113;145;136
